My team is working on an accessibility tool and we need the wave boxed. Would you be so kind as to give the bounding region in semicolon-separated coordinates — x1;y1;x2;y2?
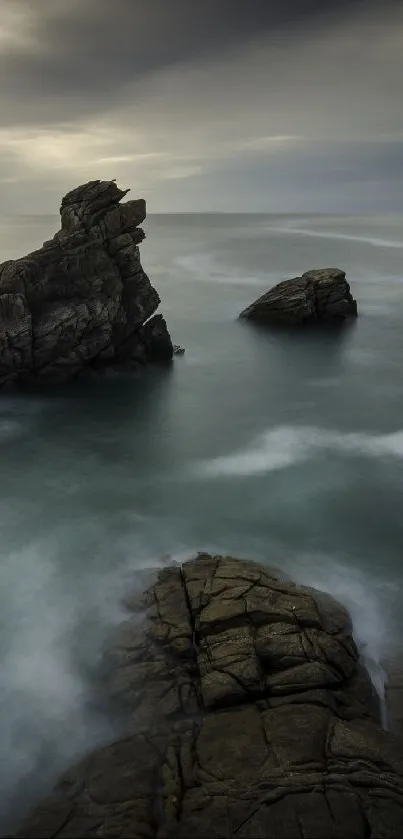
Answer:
175;253;268;286
287;551;399;728
0;521;197;832
267;224;403;250
192;425;403;478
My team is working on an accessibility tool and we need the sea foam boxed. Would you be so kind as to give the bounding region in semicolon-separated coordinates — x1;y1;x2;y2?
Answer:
267;223;403;250
175;253;268;286
287;551;397;729
192;425;403;478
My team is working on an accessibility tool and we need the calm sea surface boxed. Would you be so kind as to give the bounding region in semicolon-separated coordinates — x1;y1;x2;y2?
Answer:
0;212;402;828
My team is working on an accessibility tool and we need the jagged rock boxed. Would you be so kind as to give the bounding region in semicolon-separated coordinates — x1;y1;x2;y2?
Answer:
139;314;173;363
0;180;173;388
239;268;358;326
173;344;185;355
15;555;403;839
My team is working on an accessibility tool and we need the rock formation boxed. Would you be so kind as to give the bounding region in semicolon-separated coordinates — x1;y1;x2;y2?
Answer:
0;180;173;389
239;268;358;326
385;654;403;737
15;555;403;839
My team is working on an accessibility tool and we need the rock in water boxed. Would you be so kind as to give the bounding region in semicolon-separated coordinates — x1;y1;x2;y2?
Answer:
0;180;173;389
15;555;403;839
239;268;358;326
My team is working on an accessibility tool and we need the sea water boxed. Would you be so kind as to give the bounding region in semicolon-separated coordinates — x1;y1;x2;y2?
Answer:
0;211;402;828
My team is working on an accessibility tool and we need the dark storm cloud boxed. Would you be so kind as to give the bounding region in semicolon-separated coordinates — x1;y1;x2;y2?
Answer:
0;0;393;126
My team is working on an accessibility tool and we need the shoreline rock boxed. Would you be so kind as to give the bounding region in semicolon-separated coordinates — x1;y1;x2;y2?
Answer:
14;554;403;839
239;268;358;326
384;652;403;737
0;180;173;389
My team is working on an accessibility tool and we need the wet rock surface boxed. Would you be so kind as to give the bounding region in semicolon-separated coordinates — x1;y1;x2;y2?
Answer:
385;653;403;737
0;180;173;389
239;268;358;326
15;555;403;838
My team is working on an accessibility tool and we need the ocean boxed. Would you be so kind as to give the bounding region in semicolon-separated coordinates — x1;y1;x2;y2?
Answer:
0;212;402;829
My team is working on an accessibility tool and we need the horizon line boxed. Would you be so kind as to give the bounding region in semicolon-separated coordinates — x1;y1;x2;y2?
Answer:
1;210;402;218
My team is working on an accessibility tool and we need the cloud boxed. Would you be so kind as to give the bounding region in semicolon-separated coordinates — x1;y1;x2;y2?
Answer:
0;126;171;175
232;136;303;152
161;165;204;181
0;0;399;127
0;0;402;211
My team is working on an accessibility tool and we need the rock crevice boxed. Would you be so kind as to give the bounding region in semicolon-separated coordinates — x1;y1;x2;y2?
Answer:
15;555;403;838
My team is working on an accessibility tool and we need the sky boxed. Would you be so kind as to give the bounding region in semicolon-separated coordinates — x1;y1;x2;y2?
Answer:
1;0;403;213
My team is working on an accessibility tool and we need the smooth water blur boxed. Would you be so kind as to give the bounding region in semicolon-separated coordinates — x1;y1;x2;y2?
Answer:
0;212;402;828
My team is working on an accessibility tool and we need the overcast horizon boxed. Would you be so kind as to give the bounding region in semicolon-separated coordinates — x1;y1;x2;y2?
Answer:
1;0;403;214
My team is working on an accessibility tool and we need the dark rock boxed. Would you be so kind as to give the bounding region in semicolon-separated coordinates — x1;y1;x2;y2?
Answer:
15;555;403;838
139;314;173;363
384;653;403;736
0;180;172;388
173;344;185;355
239;268;358;326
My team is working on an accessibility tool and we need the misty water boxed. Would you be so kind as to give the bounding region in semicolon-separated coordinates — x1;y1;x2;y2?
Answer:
0;212;403;828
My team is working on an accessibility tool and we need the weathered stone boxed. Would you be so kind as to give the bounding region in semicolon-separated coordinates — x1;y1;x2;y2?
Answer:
239;268;358;326
384;654;403;736
14;555;403;838
139;314;173;363
0;180;173;388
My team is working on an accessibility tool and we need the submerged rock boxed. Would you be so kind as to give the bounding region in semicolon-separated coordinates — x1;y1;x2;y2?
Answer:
239;268;358;326
0;180;173;389
15;555;403;839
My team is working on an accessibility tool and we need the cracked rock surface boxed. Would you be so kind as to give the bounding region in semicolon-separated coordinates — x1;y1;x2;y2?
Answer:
239;268;358;325
15;555;403;838
0;180;173;388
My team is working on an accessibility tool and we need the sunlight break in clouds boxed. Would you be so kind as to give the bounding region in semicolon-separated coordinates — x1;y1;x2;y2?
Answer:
0;127;169;174
0;126;299;177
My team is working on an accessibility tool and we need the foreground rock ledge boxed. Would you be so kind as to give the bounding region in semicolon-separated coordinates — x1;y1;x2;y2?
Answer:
16;555;403;838
239;268;358;326
0;180;173;389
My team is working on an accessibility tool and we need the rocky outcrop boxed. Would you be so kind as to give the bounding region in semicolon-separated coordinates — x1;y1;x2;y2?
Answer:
15;555;403;839
239;268;358;326
0;180;173;389
385;654;403;737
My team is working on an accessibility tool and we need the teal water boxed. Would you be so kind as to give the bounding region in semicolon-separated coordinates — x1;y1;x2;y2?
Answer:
0;212;402;828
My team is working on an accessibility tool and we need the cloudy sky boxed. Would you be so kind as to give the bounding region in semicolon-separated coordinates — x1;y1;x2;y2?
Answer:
1;0;403;212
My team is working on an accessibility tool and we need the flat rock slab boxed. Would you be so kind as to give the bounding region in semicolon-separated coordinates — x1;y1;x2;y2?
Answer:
15;555;403;838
